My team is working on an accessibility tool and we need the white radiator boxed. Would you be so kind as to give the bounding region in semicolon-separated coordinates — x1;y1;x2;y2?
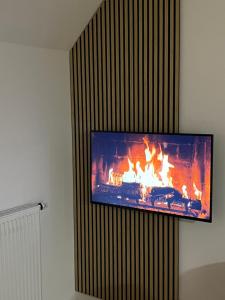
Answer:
0;205;42;300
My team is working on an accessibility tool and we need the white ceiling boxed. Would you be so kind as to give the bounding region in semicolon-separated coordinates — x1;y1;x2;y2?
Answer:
0;0;102;50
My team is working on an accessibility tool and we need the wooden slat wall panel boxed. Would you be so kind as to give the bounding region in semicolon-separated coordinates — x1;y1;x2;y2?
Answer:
70;0;180;299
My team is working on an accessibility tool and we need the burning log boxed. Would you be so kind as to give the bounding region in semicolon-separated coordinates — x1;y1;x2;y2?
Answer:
148;186;202;212
95;182;142;200
94;183;202;212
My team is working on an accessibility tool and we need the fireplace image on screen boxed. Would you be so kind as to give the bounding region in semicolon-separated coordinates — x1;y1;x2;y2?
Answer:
91;132;213;222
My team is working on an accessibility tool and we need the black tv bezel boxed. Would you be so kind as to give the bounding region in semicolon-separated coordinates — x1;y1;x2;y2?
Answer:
90;131;213;223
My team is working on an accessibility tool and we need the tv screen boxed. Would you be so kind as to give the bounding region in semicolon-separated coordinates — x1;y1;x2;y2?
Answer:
91;131;213;222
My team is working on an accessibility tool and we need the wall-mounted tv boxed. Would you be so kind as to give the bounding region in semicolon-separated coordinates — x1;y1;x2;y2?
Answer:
91;131;213;222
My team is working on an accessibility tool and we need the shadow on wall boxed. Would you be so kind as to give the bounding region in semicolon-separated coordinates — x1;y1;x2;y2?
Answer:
180;262;225;300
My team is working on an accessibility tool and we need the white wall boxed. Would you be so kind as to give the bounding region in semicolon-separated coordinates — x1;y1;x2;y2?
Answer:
180;0;225;298
0;41;75;300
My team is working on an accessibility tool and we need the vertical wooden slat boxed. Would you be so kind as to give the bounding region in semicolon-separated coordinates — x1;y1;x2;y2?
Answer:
169;217;174;300
153;0;159;133
106;2;114;299
175;0;180;133
119;1;126;299
174;2;180;299
101;3;107;299
71;0;180;299
169;0;175;134
143;0;148;132
164;0;169;133
115;1;122;299
111;1;118;299
158;1;164;299
129;0;134;133
73;45;82;293
164;216;169;300
143;3;149;298
91;17;98;298
169;2;175;299
124;1;130;299
133;1;139;300
130;210;135;300
77;39;86;293
149;0;154;132
84;28;91;296
149;214;154;299
69;49;79;292
138;0;145;298
174;218;179;300
97;7;106;299
88;23;94;297
109;208;114;300
81;32;90;295
163;3;170;297
102;3;108;132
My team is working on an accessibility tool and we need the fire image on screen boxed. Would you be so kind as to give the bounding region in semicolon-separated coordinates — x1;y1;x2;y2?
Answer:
91;132;212;221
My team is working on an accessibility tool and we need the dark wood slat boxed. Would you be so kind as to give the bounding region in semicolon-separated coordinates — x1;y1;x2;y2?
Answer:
175;0;180;133
77;39;86;293
129;0;134;132
106;0;112;131
124;2;131;297
130;210;135;300
174;218;179;300
169;0;175;134
73;45;82;293
101;3;107;299
154;214;159;300
138;3;144;298
97;8;105;299
174;2;180;299
87;21;95;296
159;0;164;133
134;0;139;132
109;208;114;300
121;209;126;300
153;0;158;133
81;32;90;295
92;16;99;297
149;0;154;131
164;216;169;300
144;213;149;299
84;27;91;296
69;49;79;292
169;217;174;300
101;3;108;132
149;214;154;299
126;209;131;300
164;0;169;133
159;215;164;300
158;1;164;299
114;2;122;299
139;212;144;300
138;0;143;132
120;0;125;132
143;0;148;132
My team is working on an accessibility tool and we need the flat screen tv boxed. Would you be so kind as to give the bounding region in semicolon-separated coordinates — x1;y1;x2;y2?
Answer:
91;131;213;222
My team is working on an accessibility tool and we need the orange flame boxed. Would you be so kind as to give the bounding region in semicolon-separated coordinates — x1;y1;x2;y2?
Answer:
193;183;202;200
107;137;204;203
